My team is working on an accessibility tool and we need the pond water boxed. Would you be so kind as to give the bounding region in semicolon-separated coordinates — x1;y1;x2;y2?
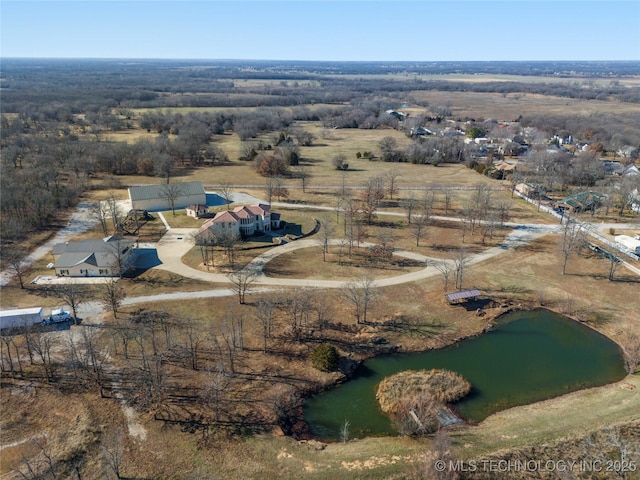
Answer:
303;309;626;440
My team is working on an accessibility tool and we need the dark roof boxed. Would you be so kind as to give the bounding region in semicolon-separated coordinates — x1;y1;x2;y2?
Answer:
52;236;133;255
445;289;482;302
53;252;114;269
128;182;205;201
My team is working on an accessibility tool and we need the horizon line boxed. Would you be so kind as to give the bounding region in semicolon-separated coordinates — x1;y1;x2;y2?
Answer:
3;57;640;63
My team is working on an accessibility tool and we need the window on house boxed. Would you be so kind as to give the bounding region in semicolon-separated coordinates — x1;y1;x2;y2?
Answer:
99;269;108;275
59;269;69;275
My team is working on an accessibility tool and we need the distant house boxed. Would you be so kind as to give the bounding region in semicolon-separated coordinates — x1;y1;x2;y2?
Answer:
515;183;538;197
493;161;516;173
602;160;625;175
617;146;639;159
196;204;281;240
554;191;607;214
386;110;406;121
51;236;135;277
622;164;640;177
128;181;206;212
410;126;434;136
186;204;208;218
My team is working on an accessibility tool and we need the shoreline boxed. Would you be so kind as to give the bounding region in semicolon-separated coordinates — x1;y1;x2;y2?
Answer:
293;302;630;442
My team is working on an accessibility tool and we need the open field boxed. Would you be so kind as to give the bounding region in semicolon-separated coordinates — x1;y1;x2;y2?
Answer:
409;90;640;120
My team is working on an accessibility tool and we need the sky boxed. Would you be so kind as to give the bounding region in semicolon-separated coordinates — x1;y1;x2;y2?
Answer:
1;1;639;61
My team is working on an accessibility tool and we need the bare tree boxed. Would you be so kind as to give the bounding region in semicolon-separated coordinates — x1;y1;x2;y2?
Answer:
227;267;258;304
318;217;335;262
402;192;416;224
204;361;229;422
451;249;469;290
50;282;84;324
581;428;639;480
4;246;29;289
195;235;216;271
101;428;125;479
218;181;234;206
13;438;57;480
442;189;456;216
278;289;312;341
297;164;311;193
360;176;384;225
606;252;621;281
107;237;133;279
619;328;640;374
27;328;57;381
561;217;583;275
184;320;206;371
273;176;289;202
106;192;123;234
264;176;276;205
1;334;19;376
311;290;334;331
255;299;276;353
434;260;455;292
332;154;348;171
411;211;430;247
384;169;402;200
90;200;110;236
101;278;126;319
160;182;185;216
412;192;434;247
342;274;376;324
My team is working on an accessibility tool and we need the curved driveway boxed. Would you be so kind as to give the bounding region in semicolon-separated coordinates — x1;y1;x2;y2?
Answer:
154;223;559;288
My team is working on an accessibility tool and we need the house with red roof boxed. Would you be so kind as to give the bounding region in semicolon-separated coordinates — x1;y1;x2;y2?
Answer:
195;204;281;240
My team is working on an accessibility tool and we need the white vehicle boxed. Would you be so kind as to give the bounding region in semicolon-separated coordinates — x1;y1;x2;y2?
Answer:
45;308;73;324
0;307;45;329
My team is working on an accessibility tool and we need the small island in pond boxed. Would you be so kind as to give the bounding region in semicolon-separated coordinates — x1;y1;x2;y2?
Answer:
376;369;471;435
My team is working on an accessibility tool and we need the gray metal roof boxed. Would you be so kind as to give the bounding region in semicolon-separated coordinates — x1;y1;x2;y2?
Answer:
445;289;482;301
0;307;43;317
53;252;115;269
128;182;205;201
52;236;133;255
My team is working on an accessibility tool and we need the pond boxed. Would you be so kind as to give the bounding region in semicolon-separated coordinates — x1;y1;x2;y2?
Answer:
303;309;626;440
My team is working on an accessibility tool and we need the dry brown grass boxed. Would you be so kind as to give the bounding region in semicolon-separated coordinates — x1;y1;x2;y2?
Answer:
377;369;471;414
409;90;640;121
263;245;424;280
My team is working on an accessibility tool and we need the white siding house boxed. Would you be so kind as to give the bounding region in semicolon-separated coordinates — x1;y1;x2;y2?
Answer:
128;182;206;212
51;236;135;277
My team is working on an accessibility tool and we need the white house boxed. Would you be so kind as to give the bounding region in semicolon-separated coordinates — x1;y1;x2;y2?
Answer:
128;181;206;212
196;204;281;240
617;146;639;159
186;204;208;218
51;236;135;277
622;164;639;177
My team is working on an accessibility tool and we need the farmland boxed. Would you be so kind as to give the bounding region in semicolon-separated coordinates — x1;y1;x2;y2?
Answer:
1;59;639;479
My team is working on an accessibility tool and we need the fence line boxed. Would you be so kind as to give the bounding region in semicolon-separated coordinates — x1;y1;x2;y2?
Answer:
513;191;639;261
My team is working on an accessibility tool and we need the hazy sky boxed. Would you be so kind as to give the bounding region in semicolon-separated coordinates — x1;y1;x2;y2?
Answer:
2;1;639;61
